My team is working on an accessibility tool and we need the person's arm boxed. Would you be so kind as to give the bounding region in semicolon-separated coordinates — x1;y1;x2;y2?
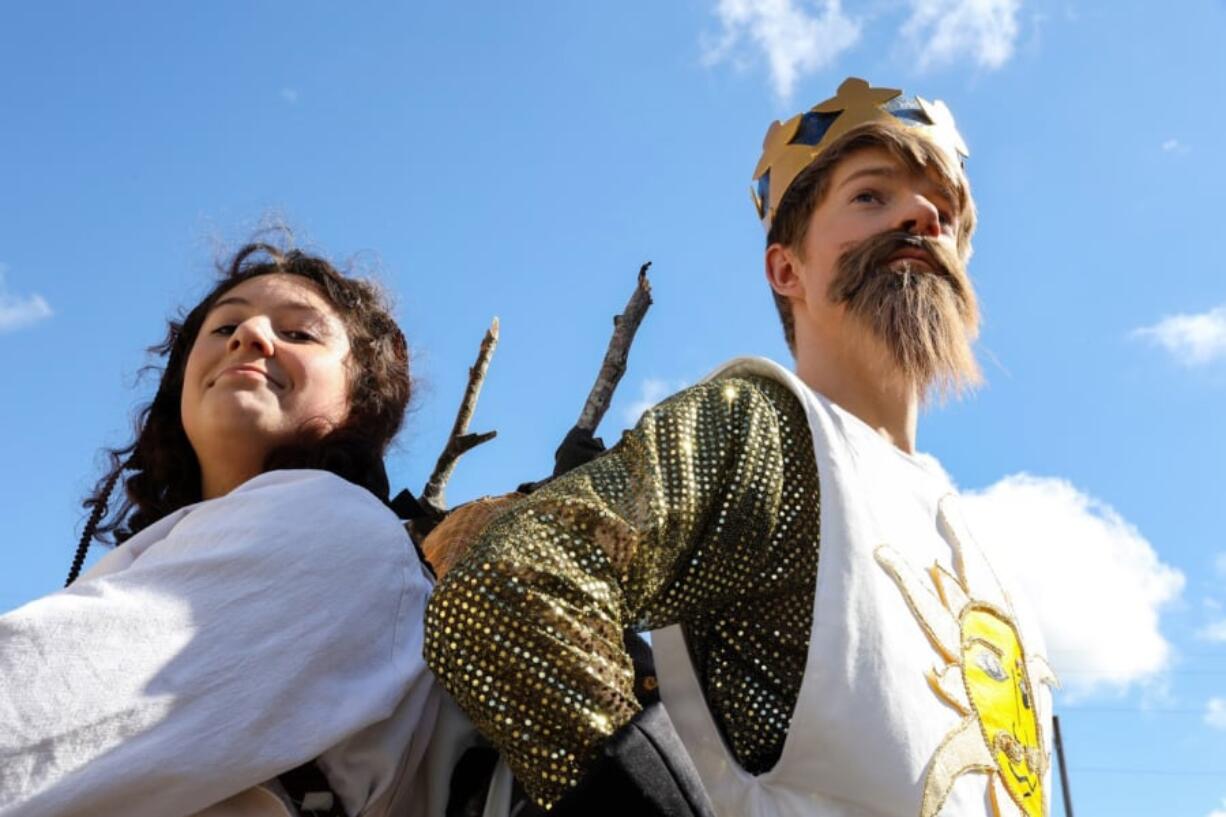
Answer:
0;470;430;817
425;376;817;808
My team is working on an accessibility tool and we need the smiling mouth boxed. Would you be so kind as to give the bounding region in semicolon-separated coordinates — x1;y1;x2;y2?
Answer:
215;366;282;388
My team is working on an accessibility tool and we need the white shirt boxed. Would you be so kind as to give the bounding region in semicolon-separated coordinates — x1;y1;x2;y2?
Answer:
0;469;440;817
655;358;1055;817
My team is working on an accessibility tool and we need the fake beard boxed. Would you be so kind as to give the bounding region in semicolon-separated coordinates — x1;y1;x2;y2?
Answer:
828;231;981;400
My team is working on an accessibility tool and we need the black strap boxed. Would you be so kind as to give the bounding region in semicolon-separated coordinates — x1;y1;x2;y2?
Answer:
388;488;428;522
444;744;502;817
278;761;349;817
549;702;715;817
625;631;660;707
388;488;438;581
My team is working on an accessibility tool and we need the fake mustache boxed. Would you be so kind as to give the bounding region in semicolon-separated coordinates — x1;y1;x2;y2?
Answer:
827;231;969;306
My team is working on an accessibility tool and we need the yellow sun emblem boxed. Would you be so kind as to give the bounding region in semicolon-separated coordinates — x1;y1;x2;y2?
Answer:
874;496;1058;817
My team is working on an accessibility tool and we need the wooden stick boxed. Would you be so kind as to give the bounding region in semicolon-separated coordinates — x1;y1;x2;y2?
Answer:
422;317;500;514
576;262;653;432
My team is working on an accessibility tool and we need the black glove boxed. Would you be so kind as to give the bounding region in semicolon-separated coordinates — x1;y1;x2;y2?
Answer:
552;425;607;477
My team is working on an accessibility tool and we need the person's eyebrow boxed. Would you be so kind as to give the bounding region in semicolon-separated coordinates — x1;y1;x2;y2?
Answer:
277;301;327;316
211;296;325;316
836;165;900;191
211;295;251;310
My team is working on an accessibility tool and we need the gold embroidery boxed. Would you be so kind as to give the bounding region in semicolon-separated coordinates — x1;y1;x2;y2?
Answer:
875;497;1057;817
875;545;961;664
925;664;970;716
919;717;996;817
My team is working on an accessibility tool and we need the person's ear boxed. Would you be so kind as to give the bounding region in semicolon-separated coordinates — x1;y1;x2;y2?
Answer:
765;243;805;301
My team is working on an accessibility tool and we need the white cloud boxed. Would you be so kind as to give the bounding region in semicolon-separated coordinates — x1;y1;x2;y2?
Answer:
958;474;1184;698
1209;799;1226;817
1206;698;1226;730
1215;552;1226;576
703;0;861;100
1162;137;1189;154
280;87;300;104
0;265;52;333
622;377;690;425
1133;305;1226;366
902;0;1022;71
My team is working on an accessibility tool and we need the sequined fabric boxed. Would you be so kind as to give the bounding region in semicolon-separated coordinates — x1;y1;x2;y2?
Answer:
425;376;821;807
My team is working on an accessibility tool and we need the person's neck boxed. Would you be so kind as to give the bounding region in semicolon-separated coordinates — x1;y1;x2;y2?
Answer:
198;448;265;500
792;321;919;454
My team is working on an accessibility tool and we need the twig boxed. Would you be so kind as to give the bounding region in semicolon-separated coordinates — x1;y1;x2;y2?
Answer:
576;262;653;432
422;317;500;515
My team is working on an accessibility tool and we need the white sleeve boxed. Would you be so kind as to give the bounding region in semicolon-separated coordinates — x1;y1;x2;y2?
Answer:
0;470;431;817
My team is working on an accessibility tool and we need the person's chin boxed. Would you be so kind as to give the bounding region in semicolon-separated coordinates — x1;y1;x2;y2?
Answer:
206;392;284;432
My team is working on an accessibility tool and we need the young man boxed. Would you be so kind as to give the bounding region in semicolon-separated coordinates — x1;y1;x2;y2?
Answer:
425;78;1056;817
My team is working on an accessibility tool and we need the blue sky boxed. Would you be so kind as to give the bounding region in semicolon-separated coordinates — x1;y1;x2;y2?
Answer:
2;1;1224;814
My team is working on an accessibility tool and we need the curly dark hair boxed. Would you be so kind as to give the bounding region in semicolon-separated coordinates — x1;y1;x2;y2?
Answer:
68;242;410;583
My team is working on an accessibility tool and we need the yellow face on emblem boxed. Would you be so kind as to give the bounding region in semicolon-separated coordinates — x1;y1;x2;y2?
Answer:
961;604;1046;817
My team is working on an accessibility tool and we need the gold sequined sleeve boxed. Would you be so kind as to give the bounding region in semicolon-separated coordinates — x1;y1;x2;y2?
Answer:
424;375;816;807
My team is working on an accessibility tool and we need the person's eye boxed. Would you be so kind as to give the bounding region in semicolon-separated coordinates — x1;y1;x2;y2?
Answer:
210;324;237;336
281;329;317;343
852;189;884;205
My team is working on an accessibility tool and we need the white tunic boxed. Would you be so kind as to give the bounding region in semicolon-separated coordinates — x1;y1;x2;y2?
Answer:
0;470;441;817
654;358;1055;817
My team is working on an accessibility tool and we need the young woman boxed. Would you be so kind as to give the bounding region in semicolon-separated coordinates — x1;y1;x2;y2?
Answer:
0;243;439;817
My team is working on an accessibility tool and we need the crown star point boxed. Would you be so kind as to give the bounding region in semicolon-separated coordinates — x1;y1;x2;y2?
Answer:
812;77;901;114
917;96;970;158
753;114;802;181
810;77;902;147
764;143;819;221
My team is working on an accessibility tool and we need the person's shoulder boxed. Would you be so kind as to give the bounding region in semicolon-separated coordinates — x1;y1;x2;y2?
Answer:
722;373;805;410
231;467;391;514
647;374;805;429
234;468;384;506
189;469;410;557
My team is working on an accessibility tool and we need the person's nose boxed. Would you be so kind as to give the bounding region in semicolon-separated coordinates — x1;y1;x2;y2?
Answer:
227;318;275;357
896;192;942;239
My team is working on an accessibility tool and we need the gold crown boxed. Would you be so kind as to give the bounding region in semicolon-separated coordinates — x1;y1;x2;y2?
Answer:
751;77;970;231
